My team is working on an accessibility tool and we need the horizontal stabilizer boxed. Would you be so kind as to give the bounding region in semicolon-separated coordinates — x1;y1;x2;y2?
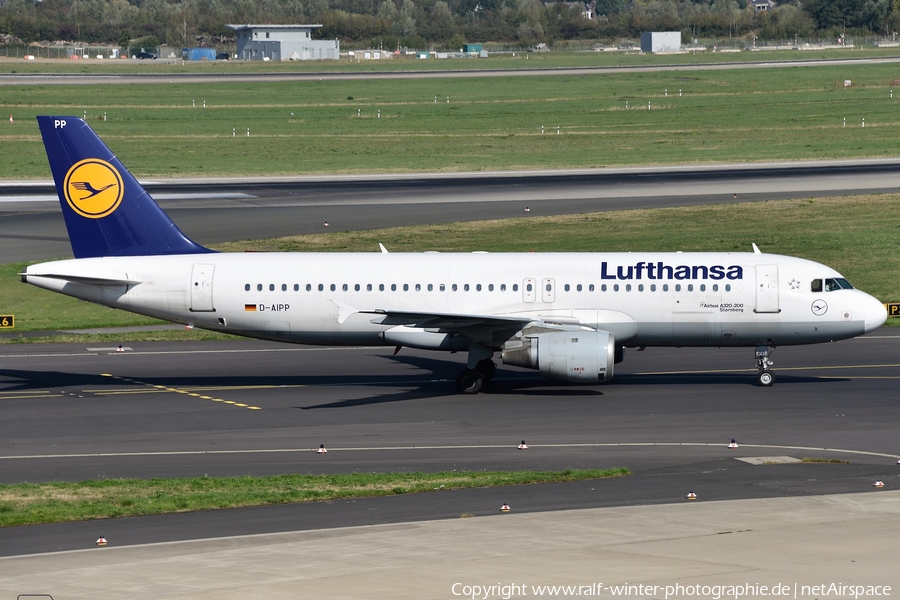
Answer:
22;273;142;286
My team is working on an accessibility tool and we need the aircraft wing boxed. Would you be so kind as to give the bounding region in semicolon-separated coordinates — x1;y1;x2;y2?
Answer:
362;309;534;330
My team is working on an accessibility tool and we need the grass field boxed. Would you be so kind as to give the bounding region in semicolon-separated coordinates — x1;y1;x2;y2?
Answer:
0;468;630;526
3;62;900;177
2;193;897;340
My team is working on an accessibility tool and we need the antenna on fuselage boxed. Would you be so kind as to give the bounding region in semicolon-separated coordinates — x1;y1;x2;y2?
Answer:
752;243;762;254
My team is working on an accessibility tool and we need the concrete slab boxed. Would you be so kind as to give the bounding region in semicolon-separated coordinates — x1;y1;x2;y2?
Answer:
2;491;898;599
734;456;802;465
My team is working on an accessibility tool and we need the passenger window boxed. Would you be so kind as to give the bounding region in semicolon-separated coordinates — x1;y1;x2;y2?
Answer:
367;284;373;291
330;284;336;291
379;284;385;291
687;284;693;292
577;284;582;292
294;284;299;291
526;283;533;292
488;284;494;291
675;284;681;292
476;284;482;291
725;284;731;292
464;284;470;291
415;284;421;291
500;284;506;291
589;284;594;292
306;284;312;291
245;284;250;291
638;284;644;292
564;284;570;292
318;284;324;291
601;284;607;292
712;284;718;292
440;284;445;291
281;284;287;291
650;284;656;292
269;284;275;291
626;284;632;292
700;284;705;292
391;284;397;291
663;284;668;292
811;279;823;293
452;284;458;291
355;284;360;291
513;284;519;292
614;284;620;292
403;284;408;291
427;284;433;291
342;284;348;292
257;284;263;291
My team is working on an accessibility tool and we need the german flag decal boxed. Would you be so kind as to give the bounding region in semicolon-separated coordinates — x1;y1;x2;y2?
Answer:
244;304;257;312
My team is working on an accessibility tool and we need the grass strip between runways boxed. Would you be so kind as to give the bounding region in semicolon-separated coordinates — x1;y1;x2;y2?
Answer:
0;468;630;527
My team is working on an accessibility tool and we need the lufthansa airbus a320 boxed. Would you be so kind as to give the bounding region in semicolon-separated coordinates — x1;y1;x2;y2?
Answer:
22;116;888;392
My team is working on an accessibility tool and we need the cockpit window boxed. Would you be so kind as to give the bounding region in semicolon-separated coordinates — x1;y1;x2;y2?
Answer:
825;278;854;291
811;279;822;293
835;278;853;289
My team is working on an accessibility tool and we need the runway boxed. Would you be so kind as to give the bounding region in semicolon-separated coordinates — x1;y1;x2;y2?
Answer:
1;329;897;556
3;55;900;85
2;160;900;262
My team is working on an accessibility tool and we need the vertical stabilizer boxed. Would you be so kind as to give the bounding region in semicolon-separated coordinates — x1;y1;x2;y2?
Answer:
37;116;213;258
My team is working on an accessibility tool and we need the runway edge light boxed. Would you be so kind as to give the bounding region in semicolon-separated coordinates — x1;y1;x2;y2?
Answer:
685;491;697;500
728;439;738;449
873;479;885;488
317;444;327;454
517;440;528;450
96;536;108;546
500;503;511;512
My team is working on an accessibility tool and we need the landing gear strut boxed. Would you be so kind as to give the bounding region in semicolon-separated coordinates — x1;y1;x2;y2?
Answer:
755;345;775;386
455;343;495;394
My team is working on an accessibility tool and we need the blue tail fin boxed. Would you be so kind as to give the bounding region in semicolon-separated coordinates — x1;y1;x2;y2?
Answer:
37;116;213;258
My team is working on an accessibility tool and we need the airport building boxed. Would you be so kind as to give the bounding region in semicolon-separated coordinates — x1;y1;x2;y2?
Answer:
226;24;340;61
640;31;682;53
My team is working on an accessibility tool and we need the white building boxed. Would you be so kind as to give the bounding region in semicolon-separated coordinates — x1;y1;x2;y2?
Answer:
227;24;340;61
640;31;682;53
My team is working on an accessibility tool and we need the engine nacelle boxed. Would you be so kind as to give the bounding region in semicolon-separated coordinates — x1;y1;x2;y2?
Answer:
501;330;616;383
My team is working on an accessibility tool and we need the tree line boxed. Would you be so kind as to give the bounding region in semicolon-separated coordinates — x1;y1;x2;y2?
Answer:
1;0;898;50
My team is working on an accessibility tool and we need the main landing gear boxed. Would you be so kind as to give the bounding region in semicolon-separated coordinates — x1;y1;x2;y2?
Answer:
755;345;775;386
455;343;496;394
455;360;496;394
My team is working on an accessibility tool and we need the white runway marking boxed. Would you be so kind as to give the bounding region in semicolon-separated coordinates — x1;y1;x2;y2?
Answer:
0;442;896;461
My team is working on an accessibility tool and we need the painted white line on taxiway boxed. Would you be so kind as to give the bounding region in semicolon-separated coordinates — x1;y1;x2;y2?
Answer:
1;442;896;461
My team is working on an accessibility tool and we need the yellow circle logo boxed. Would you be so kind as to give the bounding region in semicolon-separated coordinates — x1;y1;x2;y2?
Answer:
63;159;124;219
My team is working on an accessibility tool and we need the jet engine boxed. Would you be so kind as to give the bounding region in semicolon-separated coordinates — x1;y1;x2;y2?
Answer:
501;330;616;382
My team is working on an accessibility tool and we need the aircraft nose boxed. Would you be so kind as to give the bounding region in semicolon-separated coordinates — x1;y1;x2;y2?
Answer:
862;294;888;333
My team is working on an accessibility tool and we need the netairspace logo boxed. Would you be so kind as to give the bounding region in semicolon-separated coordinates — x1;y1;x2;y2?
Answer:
450;582;892;599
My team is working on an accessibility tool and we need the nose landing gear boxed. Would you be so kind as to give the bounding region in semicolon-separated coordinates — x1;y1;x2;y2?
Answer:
755;345;775;386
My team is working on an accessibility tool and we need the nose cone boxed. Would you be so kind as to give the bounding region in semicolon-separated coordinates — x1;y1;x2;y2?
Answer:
863;294;888;333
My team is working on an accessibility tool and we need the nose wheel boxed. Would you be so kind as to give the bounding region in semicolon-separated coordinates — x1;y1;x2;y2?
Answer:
755;345;775;386
756;370;775;386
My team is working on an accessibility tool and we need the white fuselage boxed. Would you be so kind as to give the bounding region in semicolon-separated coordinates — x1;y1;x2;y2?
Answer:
24;251;887;350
